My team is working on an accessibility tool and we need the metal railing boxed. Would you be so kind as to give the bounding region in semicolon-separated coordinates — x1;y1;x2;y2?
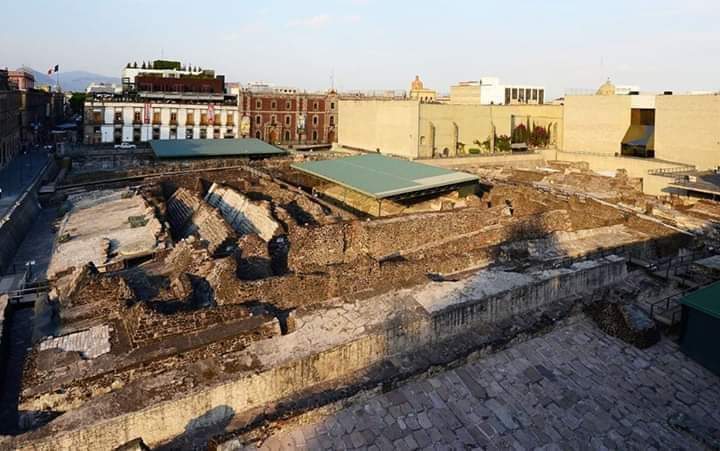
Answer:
649;292;684;326
647;166;696;176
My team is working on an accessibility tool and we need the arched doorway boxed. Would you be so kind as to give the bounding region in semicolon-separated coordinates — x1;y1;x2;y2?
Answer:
327;130;335;142
269;130;278;144
284;130;291;142
255;131;262;140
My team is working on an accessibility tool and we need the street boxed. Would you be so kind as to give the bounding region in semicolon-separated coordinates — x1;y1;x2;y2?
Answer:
0;149;49;219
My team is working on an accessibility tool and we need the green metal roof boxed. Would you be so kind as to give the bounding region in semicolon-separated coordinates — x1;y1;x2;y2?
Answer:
291;154;479;199
681;281;720;319
150;139;286;159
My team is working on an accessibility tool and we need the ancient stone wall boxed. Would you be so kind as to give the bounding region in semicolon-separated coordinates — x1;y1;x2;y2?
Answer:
12;258;625;451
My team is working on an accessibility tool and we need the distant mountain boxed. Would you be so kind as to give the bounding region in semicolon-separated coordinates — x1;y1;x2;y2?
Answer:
28;68;119;92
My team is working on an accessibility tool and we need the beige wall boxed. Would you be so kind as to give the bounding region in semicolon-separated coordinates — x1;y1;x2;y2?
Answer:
449;84;482;104
563;95;632;155
654;95;720;170
337;99;419;159
418;104;563;158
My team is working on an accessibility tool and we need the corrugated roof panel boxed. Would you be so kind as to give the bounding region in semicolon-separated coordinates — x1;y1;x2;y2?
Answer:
291;154;478;199
681;281;720;319
150;139;286;159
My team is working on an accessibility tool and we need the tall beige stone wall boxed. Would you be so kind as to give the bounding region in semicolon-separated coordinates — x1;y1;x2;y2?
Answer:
418;104;563;158
563;95;631;155
337;100;420;159
654;95;720;170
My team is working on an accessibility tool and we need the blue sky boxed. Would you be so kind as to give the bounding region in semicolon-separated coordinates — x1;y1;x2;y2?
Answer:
2;0;720;97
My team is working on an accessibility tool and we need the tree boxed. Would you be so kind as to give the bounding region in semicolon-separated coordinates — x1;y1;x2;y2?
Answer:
126;62;131;68
141;61;146;69
69;93;86;116
133;61;138;68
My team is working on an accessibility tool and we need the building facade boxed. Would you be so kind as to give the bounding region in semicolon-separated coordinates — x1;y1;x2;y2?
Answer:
408;75;437;102
338;99;563;159
450;77;545;105
84;60;239;144
237;85;337;146
0;70;22;169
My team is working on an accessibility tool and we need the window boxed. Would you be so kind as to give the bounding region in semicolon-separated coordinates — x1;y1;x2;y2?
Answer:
284;130;291;141
505;88;511;104
271;115;277;125
256;99;262;109
133;111;141;123
114;111;123;123
539;90;544;104
200;128;207;139
255;115;262;125
312;115;319;126
313;101;319;110
286;101;291;110
519;89;525;102
511;88;517;100
186;112;194;125
329;116;335;126
285;115;291;126
170;112;177;124
330;102;335;110
312;130;318;141
255;130;262;139
271;100;277;109
532;89;538;101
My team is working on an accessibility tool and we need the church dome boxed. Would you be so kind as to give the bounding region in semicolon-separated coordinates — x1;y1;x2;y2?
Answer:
596;78;616;96
411;75;424;91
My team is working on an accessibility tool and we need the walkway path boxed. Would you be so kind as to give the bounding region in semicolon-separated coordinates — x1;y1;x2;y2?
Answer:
246;319;720;450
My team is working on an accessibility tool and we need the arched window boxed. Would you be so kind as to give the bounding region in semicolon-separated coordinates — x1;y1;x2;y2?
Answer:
286;101;291;110
255;99;262;109
312;130;318;141
285;115;291;126
271;100;277;110
312;115;319;126
255;115;262;125
313;101;319;110
255;131;262;139
329;116;335;126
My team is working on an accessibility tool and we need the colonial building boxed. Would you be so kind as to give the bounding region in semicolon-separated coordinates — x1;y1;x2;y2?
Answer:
0;69;21;169
8;68;59;147
237;83;338;147
84;60;239;144
408;75;437;102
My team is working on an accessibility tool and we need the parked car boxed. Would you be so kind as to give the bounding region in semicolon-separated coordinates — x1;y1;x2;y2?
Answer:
114;142;137;149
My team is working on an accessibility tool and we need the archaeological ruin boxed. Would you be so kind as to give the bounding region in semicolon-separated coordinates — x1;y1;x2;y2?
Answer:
1;147;720;450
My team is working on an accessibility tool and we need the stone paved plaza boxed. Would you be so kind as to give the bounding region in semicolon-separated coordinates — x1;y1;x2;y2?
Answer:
246;318;720;450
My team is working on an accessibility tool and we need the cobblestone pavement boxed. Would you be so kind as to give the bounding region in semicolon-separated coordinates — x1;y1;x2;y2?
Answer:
247;319;720;450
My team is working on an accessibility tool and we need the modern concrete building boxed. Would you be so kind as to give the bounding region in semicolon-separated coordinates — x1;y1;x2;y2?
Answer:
450;77;545;105
561;80;720;184
338;99;562;159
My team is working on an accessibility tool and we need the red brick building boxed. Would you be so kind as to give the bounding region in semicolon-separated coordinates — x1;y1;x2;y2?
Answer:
238;86;337;147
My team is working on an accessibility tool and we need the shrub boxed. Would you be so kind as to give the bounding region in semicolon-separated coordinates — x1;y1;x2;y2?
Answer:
468;148;481;154
128;215;149;228
496;135;511;152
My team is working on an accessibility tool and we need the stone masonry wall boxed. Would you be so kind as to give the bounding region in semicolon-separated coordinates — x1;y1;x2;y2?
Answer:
11;257;626;451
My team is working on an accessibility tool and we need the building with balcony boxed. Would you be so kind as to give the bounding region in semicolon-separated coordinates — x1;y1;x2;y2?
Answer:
84;61;239;144
237;83;338;147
